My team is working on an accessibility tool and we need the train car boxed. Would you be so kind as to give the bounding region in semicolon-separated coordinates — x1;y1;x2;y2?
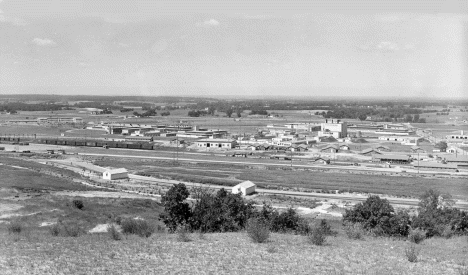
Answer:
96;141;105;147
46;139;57;145
75;140;86;146
105;141;117;148
65;140;76;146
56;140;67;145
86;141;97;147
127;143;142;149
116;142;128;148
141;143;153;150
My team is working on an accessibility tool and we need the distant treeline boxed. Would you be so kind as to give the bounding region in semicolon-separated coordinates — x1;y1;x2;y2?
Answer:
0;103;64;112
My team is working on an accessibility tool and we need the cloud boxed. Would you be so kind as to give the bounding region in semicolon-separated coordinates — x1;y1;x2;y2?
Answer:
200;19;219;26
377;41;399;52
32;38;57;47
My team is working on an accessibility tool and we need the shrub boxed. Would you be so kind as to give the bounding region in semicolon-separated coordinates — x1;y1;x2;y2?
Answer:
408;228;426;244
107;224;122;241
7;220;23;234
190;188;255;233
440;225;455;239
317;219;337;236
405;244;420;263
121;218;155;238
246;218;270;243
72;199;84;210
344;222;364;240
176;225;191;242
63;222;82;237
308;226;326;246
49;223;61;236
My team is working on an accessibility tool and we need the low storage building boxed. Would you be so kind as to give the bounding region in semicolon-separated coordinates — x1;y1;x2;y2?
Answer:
196;139;237;149
103;168;128;180
373;154;411;164
232;181;256;196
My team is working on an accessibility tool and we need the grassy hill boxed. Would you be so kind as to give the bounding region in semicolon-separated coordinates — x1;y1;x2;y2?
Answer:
1;229;467;274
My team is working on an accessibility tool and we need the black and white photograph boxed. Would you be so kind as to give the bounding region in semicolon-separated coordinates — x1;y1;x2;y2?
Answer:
1;0;468;274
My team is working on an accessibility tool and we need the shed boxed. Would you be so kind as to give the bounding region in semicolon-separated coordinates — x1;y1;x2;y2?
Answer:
103;168;128;180
232;181;256;196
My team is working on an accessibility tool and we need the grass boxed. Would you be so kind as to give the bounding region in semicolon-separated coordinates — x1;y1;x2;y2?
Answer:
0;229;466;274
92;157;468;200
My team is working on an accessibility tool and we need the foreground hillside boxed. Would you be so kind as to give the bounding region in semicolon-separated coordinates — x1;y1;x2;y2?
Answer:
1;229;467;275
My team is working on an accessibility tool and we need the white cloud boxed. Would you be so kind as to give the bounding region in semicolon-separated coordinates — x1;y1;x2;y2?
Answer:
32;38;57;47
201;19;219;26
377;41;399;52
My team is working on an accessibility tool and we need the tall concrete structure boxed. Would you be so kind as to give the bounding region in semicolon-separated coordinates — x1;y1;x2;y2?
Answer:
318;119;347;139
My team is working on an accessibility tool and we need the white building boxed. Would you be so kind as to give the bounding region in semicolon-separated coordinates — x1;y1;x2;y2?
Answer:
446;131;468;141
318;119;347;139
103;168;128;180
196;139;237;149
232;181;256;196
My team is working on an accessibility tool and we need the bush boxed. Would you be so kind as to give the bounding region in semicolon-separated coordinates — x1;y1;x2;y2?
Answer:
176;225;191;242
121;218;155;238
317;219;337;236
408;228;426;244
344;222;364;240
63;222;82;237
343;195;410;237
7;220;23;234
72;199;84;210
246;218;270;243
107;224;122;241
49;223;61;236
405;244;420;263
308;226;326;246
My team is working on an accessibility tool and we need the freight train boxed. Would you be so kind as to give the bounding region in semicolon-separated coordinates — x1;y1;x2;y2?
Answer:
0;136;160;151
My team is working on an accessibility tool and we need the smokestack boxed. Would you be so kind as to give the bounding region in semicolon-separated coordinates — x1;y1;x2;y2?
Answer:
462;130;464;135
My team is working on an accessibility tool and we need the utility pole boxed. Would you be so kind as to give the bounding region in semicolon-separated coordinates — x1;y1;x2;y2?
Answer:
417;152;419;174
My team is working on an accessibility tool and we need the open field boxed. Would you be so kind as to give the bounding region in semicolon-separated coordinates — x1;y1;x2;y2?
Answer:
93;158;468;200
1;227;467;274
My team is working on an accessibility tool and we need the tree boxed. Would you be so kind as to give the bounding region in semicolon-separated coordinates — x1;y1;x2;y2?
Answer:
358;114;367;121
405;114;413;122
236;109;242;118
434;141;448;151
413;114;420;122
226;108;233;118
343;195;395;231
159;183;192;232
190;188;255;233
208;106;216;116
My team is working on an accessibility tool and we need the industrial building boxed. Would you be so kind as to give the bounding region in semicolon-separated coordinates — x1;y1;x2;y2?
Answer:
232;181;256;196
103;168;128;180
196;139;237;149
318;119;347;139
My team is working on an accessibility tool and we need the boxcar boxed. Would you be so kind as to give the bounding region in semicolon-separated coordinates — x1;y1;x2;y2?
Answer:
106;142;117;148
75;141;86;146
96;141;105;147
86;141;97;147
46;139;57;145
141;143;153;150
116;142;128;148
57;140;67;145
127;143;142;149
65;140;76;146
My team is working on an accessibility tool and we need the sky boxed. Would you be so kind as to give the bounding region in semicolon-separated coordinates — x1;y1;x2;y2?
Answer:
0;0;467;98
